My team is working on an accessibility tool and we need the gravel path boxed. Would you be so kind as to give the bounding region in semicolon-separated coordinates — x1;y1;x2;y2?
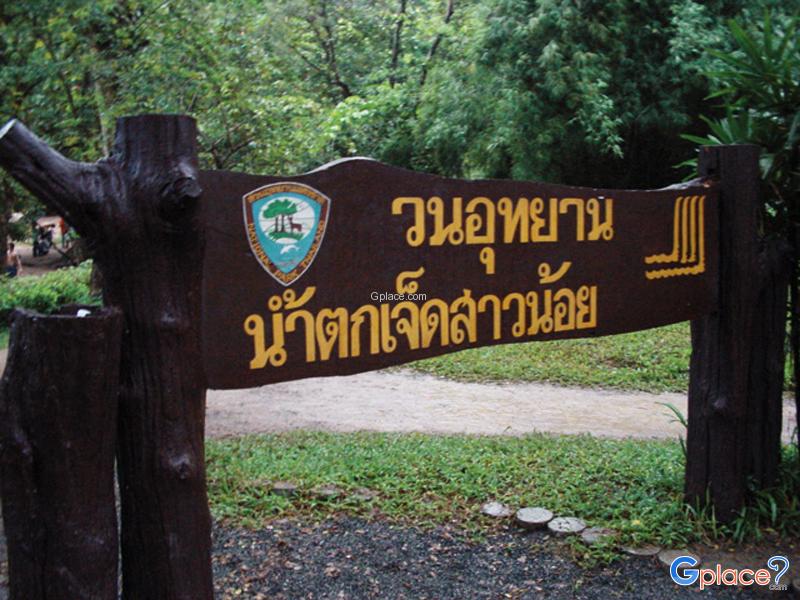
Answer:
211;516;767;599
0;513;783;599
15;239;71;277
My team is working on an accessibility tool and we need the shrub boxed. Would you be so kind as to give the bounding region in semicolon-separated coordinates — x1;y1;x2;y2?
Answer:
0;261;98;324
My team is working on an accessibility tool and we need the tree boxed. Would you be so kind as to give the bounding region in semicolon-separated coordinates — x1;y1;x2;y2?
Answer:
411;0;754;185
263;199;298;235
684;12;800;446
0;115;214;599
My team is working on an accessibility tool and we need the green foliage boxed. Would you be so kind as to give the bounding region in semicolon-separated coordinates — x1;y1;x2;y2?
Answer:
413;321;794;391
683;12;800;232
0;262;96;323
262;199;297;219
206;431;800;563
413;0;746;186
657;401;688;458
6;219;30;242
729;447;800;542
5;0;789;195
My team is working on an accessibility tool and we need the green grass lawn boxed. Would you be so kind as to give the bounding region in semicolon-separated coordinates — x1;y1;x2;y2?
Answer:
412;324;694;393
208;432;800;564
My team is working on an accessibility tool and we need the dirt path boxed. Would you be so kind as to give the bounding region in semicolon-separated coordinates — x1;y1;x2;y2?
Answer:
15;240;71;277
207;369;797;442
3;243;796;443
0;344;793;442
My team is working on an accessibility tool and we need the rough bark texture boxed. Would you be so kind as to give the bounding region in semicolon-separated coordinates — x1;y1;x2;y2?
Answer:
0;306;122;600
0;115;212;599
685;145;790;521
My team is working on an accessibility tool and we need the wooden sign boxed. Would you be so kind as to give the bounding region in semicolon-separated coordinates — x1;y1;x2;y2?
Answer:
201;159;719;389
0;115;776;595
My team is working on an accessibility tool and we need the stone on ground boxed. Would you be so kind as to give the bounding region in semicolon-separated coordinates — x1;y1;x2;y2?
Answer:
271;481;298;497
481;501;513;518
547;516;586;535
622;544;661;557
515;507;553;530
580;527;617;545
351;488;378;502
312;484;342;500
657;549;701;570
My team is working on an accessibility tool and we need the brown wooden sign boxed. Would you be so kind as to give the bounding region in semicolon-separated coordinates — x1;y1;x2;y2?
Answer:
201;159;719;389
0;115;777;596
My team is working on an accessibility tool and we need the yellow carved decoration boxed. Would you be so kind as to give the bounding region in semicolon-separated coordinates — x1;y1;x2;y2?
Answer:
644;196;706;279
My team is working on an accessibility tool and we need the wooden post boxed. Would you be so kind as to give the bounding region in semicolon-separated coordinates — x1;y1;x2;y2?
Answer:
0;115;213;599
686;145;789;521
0;306;122;600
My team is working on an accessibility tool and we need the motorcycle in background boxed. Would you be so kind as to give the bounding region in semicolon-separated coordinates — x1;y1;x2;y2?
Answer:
32;224;54;257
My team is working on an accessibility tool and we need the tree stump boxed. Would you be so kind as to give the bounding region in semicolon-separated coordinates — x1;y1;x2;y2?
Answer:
0;115;213;599
312;484;342;500
352;488;378;502
271;481;299;497
657;549;701;571
580;526;617;545
0;307;122;600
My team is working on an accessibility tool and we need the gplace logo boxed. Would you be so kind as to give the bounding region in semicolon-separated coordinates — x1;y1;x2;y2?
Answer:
670;555;790;591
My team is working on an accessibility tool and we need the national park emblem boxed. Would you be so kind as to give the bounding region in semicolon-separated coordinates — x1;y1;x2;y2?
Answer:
243;182;330;286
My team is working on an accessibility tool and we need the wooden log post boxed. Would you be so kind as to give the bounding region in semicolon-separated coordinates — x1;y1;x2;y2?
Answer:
0;115;213;599
685;144;790;521
0;306;122;600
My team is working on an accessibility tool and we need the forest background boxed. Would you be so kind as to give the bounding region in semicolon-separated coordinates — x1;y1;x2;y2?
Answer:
1;0;795;226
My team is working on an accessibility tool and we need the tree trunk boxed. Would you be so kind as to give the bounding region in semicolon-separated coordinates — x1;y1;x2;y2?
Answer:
0;177;13;252
0;306;122;600
389;0;407;87
106;116;212;600
0;115;213;599
685;144;790;521
0;211;7;258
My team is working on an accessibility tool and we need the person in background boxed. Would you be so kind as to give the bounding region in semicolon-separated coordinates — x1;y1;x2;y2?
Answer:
5;242;22;277
59;217;69;248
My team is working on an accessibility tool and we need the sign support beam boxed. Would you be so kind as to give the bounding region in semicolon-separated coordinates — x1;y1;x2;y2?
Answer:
686;145;789;521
